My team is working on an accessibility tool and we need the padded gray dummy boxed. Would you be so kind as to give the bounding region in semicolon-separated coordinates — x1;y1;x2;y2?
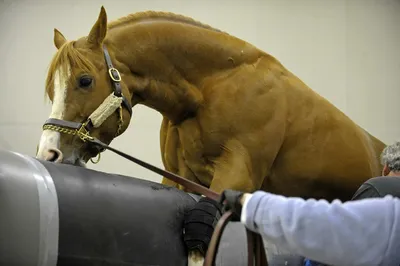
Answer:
0;148;266;266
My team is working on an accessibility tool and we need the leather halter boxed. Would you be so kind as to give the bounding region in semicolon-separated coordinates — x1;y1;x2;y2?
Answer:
42;45;132;153
41;45;267;266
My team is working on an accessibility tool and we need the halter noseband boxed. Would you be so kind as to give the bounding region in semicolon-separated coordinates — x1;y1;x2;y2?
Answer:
42;45;133;160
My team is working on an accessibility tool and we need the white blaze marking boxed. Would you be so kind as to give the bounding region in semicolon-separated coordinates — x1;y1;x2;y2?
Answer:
36;66;70;160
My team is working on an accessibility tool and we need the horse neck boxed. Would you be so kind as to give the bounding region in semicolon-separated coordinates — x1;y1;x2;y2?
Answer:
106;19;263;123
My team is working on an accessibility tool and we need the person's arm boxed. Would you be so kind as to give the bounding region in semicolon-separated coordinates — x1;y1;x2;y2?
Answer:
241;194;306;265
241;191;400;266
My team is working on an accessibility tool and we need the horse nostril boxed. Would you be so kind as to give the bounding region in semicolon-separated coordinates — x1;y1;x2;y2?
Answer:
47;148;63;163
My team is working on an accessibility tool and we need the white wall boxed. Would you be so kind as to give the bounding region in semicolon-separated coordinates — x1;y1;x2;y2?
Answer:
0;0;399;183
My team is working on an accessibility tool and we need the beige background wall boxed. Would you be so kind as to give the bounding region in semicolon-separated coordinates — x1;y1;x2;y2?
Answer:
0;0;399;182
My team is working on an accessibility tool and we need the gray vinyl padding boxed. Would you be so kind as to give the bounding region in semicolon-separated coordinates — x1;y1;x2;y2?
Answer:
0;148;296;266
0;149;59;266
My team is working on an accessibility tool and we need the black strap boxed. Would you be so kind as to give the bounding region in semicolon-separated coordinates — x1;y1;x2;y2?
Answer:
121;97;132;116
103;45;133;117
43;118;94;132
44;118;82;130
103;45;122;96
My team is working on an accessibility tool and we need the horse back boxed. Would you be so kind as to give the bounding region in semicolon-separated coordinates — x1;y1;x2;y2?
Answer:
263;68;387;201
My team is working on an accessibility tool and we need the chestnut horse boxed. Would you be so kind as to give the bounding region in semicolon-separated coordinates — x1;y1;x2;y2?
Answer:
36;6;386;265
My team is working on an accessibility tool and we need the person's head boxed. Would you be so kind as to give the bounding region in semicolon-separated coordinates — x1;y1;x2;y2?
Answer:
351;141;400;201
380;141;400;177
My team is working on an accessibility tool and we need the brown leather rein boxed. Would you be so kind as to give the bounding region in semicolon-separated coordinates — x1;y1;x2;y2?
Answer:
42;45;267;266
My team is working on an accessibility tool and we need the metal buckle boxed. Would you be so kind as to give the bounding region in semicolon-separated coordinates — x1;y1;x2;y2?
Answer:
108;68;121;82
77;123;93;142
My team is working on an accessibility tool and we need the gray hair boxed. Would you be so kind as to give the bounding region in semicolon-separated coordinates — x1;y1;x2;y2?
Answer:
380;141;400;172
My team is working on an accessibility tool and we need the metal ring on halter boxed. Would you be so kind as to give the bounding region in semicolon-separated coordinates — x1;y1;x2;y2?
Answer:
109;68;122;82
90;152;101;164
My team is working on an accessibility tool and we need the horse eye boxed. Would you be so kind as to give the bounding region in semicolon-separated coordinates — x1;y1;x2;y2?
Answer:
79;76;93;88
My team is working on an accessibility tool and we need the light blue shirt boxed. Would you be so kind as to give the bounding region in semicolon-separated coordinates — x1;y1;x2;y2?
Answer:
241;191;400;266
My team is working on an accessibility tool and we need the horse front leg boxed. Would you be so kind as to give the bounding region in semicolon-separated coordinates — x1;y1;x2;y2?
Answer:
186;139;263;266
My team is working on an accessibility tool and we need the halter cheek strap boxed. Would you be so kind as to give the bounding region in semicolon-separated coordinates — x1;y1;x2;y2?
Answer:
103;45;132;114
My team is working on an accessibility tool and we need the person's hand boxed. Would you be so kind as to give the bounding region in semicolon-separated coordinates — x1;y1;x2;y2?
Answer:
219;189;248;221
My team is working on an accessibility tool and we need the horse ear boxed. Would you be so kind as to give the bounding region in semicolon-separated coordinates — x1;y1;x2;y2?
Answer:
54;28;67;49
87;6;108;47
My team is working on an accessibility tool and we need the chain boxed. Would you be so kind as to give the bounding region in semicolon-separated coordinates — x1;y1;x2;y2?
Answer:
43;124;77;136
115;105;124;137
42;124;93;142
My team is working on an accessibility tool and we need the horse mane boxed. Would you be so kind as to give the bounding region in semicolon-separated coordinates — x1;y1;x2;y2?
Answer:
44;41;97;101
107;10;226;34
44;11;226;100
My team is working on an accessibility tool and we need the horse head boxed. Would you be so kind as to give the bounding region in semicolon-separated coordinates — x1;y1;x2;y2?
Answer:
36;7;133;166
